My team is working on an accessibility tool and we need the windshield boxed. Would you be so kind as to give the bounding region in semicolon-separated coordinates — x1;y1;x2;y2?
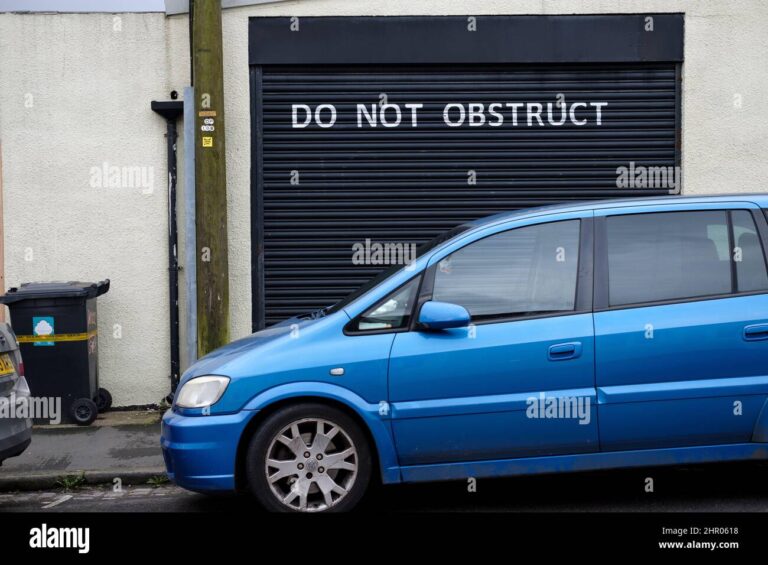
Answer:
325;224;472;315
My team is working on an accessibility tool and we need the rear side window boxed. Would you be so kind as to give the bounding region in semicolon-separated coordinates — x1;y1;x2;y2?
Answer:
431;220;581;320
606;210;768;307
732;210;768;292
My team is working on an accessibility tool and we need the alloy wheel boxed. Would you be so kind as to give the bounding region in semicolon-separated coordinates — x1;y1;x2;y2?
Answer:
264;417;358;512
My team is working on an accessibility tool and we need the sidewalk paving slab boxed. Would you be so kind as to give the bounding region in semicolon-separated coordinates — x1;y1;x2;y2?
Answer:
0;410;166;492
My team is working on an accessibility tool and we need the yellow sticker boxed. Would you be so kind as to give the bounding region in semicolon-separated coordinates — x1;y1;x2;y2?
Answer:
198;110;217;117
202;136;213;147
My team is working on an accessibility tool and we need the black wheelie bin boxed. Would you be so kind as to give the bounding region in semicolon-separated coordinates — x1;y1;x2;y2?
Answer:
0;280;111;425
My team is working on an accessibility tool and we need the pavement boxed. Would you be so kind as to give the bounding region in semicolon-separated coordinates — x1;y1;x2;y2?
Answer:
0;409;165;491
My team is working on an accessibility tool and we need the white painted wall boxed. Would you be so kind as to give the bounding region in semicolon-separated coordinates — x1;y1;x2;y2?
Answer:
0;13;173;406
2;1;767;405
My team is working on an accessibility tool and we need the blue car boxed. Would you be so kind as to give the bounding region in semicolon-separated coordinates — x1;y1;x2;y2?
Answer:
162;194;768;512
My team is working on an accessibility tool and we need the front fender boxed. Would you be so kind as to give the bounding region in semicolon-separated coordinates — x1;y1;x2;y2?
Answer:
244;382;401;484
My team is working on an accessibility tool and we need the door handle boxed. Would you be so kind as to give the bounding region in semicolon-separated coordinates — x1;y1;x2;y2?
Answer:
548;342;582;361
743;324;768;341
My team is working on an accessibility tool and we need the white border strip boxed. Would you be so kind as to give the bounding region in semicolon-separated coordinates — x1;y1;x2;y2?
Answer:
165;0;289;16
0;0;288;15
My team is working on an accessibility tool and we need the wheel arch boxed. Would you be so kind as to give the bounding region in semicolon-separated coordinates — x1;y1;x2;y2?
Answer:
235;385;401;490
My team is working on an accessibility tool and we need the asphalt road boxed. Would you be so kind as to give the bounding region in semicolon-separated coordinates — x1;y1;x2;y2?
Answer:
2;460;768;513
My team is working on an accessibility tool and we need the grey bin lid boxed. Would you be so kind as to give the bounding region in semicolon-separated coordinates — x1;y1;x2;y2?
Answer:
0;279;110;304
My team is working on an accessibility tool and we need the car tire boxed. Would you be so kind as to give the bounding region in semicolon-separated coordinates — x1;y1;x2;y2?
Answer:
93;387;113;412
246;403;372;513
70;398;98;426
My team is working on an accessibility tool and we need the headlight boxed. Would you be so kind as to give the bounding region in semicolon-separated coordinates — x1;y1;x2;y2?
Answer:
175;375;230;408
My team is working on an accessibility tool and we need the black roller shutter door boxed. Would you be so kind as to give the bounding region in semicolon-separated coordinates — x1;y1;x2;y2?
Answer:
257;63;679;327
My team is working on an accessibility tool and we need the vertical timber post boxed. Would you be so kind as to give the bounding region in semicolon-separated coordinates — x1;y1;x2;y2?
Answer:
193;0;229;355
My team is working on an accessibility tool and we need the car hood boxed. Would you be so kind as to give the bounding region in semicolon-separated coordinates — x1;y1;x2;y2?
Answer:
178;313;338;385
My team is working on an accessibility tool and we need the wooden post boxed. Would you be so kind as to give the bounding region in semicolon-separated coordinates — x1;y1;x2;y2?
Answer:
192;0;229;355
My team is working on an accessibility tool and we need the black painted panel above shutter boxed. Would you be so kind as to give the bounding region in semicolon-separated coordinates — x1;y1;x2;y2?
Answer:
257;63;679;327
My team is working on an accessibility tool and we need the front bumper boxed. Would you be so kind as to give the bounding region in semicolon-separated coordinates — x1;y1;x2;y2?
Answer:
161;408;257;492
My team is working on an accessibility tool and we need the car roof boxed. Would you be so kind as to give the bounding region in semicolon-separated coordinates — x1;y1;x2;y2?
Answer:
467;194;768;229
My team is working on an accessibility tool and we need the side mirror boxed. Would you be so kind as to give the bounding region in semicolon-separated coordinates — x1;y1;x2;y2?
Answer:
417;301;471;330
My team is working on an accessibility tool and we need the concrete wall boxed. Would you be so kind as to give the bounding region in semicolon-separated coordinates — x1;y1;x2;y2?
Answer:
2;1;767;405
0;13;173;406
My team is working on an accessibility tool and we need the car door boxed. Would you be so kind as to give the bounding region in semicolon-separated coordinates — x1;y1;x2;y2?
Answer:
387;212;598;467
593;201;768;451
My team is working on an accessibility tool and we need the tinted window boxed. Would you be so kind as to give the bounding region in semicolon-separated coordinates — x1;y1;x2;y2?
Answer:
732;210;768;292
350;277;420;332
432;220;580;320
607;211;732;306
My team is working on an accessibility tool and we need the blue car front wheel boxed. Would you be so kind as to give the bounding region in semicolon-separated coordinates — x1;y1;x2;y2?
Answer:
246;403;372;513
